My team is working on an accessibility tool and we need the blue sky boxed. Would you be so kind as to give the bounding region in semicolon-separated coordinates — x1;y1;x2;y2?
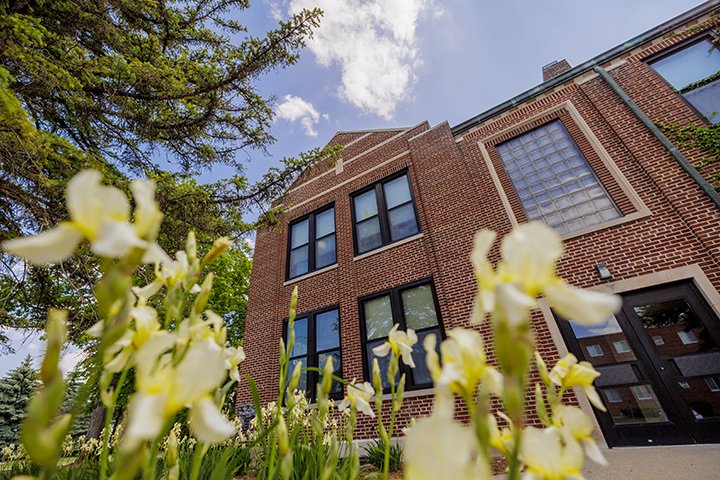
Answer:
0;0;705;376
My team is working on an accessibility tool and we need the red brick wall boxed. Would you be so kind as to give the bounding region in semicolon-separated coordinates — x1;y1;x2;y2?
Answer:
238;16;720;440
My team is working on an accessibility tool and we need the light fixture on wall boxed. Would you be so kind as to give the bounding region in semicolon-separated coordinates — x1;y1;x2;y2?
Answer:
595;262;612;281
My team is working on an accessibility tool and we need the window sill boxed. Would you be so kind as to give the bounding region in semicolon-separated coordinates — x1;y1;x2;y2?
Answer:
353;233;424;261
283;263;338;286
559;208;651;241
380;386;434;402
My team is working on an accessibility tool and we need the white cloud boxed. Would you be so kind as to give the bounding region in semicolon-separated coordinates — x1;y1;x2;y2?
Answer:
289;0;433;119
59;348;86;377
275;95;325;137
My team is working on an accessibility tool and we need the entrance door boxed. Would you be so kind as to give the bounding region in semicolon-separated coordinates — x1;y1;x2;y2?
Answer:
556;281;720;447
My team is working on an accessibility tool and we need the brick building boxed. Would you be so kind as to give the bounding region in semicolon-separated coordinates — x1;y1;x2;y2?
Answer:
239;1;720;448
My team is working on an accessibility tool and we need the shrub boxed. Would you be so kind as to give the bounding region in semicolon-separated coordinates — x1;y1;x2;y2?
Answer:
364;438;403;472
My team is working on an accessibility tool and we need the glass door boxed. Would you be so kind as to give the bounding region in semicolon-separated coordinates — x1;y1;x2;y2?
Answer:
555;280;720;446
621;282;720;444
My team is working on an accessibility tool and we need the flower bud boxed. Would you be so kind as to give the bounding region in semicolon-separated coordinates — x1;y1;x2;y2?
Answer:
280;451;293;480
41;310;67;384
186;231;197;263
321;356;334;396
277;414;289;457
202;237;232;266
534;351;550;387
192;273;213;315
372;359;383;410
287;360;302;395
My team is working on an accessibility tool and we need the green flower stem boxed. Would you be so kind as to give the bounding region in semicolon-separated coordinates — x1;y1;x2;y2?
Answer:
99;366;130;480
189;441;209;480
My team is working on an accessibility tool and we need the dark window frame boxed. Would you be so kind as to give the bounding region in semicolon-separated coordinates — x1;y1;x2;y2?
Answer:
285;203;337;280
646;31;720;125
282;305;343;401
349;170;421;256
358;277;444;393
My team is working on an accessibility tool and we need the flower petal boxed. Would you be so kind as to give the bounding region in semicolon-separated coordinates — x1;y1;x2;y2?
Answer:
130;179;162;238
91;220;146;257
582;438;608;466
174;338;226;406
122;392;167;450
2;224;82;265
142;243;172;265
501;222;563;295
134;331;176;372
372;342;391;358
189;397;235;444
544;281;621;325
496;283;536;326
66;170;102;227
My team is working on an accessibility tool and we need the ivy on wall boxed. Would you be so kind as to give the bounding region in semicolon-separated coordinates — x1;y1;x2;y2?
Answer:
659;122;720;190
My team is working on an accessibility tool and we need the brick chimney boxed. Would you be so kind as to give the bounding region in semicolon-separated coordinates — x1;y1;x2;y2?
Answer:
542;59;572;82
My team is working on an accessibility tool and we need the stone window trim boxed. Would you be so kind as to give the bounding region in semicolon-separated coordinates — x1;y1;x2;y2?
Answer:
285;203;337;281
476;100;650;240
282;305;343;402
358;277;445;393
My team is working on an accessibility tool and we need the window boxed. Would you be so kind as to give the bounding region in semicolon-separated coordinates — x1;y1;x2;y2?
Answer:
351;172;420;255
649;36;720;123
678;330;699;345
604;388;623;403
678;381;690;389
652;335;665;346
496;120;621;235
287;206;336;279
586;344;604;357
360;280;443;391
631;384;655;401
284;307;342;400
706;377;720;393
613;340;631;353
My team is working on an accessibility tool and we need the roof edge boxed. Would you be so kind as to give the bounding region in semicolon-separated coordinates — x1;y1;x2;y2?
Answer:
451;0;720;136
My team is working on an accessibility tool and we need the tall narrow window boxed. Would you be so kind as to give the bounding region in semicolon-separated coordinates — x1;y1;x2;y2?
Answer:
496;120;621;234
287;205;336;280
284;307;342;400
649;36;720;124
360;280;443;391
351;173;420;255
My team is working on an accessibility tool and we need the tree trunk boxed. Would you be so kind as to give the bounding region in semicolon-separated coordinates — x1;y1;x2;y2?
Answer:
86;405;105;438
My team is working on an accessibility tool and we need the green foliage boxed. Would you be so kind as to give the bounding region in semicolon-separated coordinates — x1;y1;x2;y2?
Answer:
0;356;39;448
0;0;340;349
659;122;720;189
175;442;251;480
61;371;92;438
364;438;403;473
206;243;253;346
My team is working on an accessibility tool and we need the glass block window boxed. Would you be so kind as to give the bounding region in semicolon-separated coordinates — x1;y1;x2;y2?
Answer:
649;37;720;124
351;173;420;255
287;205;336;279
284;307;342;400
360;280;442;391
496;120;621;234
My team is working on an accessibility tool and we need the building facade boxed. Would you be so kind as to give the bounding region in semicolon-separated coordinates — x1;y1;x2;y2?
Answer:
238;1;720;447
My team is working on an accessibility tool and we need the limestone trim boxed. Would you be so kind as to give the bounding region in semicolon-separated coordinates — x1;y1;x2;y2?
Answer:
352;233;424;262
282;263;338;287
285;122;426;195
285;150;411;213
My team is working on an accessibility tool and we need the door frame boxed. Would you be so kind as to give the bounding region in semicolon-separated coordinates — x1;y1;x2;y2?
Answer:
537;264;720;448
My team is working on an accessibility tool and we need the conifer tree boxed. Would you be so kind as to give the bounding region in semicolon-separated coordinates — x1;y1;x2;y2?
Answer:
0;355;39;447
